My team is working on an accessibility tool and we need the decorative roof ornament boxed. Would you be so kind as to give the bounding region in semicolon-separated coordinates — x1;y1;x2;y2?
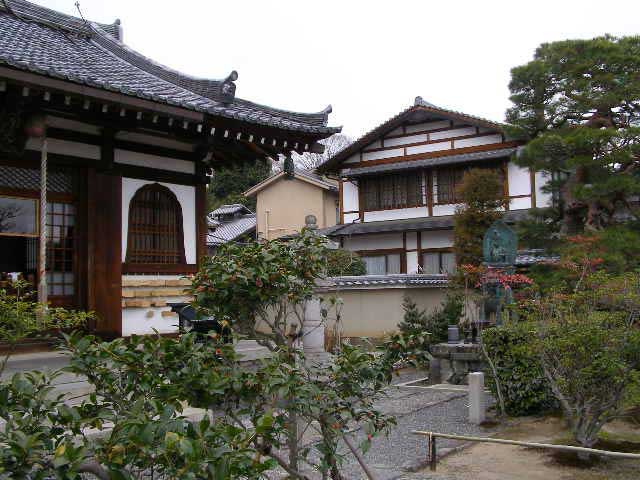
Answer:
219;70;238;104
414;96;438;108
283;155;295;178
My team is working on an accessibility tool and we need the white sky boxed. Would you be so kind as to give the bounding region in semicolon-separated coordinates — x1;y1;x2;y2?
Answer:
32;0;640;138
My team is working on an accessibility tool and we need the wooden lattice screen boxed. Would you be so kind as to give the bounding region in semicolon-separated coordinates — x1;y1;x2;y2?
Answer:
126;184;186;264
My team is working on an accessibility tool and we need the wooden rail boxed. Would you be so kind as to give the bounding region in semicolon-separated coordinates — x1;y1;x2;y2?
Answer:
412;431;640;471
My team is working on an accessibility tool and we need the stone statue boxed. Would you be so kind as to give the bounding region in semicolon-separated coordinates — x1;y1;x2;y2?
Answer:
483;220;517;266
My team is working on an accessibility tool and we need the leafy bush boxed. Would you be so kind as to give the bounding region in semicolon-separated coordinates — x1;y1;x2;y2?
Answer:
482;322;556;416
325;248;366;276
398;293;463;347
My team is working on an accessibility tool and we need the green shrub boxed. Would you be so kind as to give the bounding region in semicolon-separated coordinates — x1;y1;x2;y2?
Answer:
325;248;366;277
482;323;556;416
398;293;463;348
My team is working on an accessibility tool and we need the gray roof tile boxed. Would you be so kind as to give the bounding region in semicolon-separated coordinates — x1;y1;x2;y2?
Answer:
0;1;339;135
207;214;256;246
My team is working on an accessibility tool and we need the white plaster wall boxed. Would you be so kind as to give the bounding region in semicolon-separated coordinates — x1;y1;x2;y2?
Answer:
406;141;450;155
405;120;450;133
122;177;196;264
115;150;195;174
432;204;458;216
46;116;101;134
508;163;531;196
453;134;503;148
344;213;359;223
362;148;404;161
406;251;419;274
122;305;184;336
510;197;532;210
535;171;553;207
421;230;454;249
343;181;359;212
116;131;195;152
406;231;417;250
344;233;403;250
383;133;428;147
26;138;100;159
430;127;476;140
364;206;427;222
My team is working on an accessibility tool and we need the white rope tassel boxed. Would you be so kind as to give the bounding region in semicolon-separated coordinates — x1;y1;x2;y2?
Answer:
38;137;48;307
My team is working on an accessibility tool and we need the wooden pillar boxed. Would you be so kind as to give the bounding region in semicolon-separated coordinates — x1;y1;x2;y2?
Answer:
87;168;122;337
195;183;207;265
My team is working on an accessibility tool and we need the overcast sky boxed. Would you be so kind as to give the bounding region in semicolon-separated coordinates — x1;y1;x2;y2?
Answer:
32;0;640;138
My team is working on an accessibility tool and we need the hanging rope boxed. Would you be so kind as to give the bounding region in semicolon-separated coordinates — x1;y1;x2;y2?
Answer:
38;136;48;307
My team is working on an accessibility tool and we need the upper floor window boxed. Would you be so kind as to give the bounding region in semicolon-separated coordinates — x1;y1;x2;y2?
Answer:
434;165;505;205
360;173;424;211
361;253;402;275
126;184;186;264
421;250;456;275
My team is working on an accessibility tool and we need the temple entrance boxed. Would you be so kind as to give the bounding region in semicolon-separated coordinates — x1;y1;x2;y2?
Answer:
0;164;80;308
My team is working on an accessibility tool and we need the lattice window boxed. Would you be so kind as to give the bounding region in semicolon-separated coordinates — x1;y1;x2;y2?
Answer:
360;172;425;211
126;184;186;264
47;202;75;296
434;165;504;205
0;166;73;193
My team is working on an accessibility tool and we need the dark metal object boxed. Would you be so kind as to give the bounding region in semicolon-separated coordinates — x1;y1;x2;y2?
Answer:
167;302;228;340
428;433;437;471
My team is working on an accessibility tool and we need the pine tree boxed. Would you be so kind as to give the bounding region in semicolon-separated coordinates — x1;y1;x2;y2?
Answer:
398;295;428;337
507;35;640;233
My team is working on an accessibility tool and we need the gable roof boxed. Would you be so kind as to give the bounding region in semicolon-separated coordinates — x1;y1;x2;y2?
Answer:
0;1;340;135
209;204;253;217
244;168;337;197
317;96;505;172
206;214;256;246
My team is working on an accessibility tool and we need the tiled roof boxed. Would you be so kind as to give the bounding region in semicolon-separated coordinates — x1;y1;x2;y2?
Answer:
320;210;531;237
0;1;340;135
209;204;252;216
206;214;256;246
244;168;337;197
318;274;449;290
515;249;560;266
318;96;506;172
341;147;518;177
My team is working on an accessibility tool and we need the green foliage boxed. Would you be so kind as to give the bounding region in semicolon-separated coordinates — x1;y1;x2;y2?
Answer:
453;169;506;267
325;248;366;277
192;229;328;346
482;323;556;416
207;160;272;211
526;272;640;448
507;36;640;231
0;280;92;374
392;291;463;365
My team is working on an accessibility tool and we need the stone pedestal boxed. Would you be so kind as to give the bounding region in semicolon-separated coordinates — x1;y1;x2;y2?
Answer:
430;342;484;385
302;298;328;365
468;372;486;425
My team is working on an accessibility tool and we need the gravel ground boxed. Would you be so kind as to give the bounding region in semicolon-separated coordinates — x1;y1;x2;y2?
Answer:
268;368;497;480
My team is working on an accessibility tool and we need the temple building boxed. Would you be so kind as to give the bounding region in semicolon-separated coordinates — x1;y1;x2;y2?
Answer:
318;97;551;275
0;1;339;336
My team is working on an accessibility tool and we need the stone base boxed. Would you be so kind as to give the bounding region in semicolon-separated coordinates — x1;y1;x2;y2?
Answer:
430;342;484;385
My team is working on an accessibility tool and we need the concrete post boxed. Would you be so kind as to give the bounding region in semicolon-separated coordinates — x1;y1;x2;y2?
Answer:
468;372;486;425
302;298;325;355
429;358;442;385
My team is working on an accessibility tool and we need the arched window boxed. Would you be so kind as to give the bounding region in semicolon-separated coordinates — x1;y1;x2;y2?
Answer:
126;184;186;264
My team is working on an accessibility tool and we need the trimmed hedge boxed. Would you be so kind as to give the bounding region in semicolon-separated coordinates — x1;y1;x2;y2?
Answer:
482;323;556;416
